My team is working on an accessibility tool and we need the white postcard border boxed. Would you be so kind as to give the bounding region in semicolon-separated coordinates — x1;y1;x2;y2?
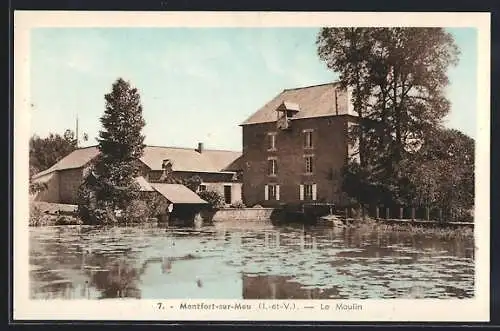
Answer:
13;11;491;322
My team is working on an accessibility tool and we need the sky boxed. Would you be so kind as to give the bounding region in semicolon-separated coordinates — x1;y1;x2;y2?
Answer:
29;27;477;151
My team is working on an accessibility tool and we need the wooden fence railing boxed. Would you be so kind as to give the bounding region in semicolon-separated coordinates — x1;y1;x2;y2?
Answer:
339;205;473;223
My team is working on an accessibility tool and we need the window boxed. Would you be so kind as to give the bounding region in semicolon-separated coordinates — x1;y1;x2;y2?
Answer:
300;184;317;201
267;133;277;151
304;155;313;174
265;184;280;201
224;185;232;204
268;158;278;176
303;130;313;148
304;184;313;200
198;184;207;192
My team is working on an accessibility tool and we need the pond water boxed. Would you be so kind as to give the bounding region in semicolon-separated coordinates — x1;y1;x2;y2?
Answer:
29;222;475;300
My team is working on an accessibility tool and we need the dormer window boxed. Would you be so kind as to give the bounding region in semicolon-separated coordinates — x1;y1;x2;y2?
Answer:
276;101;300;130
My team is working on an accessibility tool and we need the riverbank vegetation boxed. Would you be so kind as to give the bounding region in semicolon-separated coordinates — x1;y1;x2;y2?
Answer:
354;218;474;240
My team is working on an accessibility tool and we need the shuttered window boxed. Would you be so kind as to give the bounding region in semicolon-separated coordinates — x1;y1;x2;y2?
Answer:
265;184;280;201
301;184;317;201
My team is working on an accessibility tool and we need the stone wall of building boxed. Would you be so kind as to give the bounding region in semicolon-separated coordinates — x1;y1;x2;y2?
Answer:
203;182;243;205
58;168;84;204
32;172;60;203
212;207;275;221
242;115;358;208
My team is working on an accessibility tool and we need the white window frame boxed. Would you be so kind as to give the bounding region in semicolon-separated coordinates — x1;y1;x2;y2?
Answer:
268;156;277;177
303;129;314;149
267;132;277;151
264;184;280;201
304;154;314;175
300;183;317;201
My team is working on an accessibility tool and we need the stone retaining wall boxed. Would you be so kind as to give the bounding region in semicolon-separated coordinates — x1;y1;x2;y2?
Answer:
212;208;275;222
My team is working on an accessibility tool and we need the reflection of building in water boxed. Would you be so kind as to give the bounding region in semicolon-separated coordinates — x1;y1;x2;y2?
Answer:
264;231;281;249
242;274;342;299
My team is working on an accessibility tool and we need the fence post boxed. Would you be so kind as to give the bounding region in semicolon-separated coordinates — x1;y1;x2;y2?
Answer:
386;207;390;220
399;206;403;220
345;208;349;219
376;207;380;220
426;207;430;221
411;207;415;221
438;208;443;222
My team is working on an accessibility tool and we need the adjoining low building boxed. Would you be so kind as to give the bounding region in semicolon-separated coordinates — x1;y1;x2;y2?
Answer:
240;82;359;208
31;143;243;206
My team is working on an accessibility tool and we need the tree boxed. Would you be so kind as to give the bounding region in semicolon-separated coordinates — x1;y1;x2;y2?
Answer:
198;190;225;210
182;175;203;192
89;78;146;214
317;28;460;205
29;129;78;177
401;128;474;214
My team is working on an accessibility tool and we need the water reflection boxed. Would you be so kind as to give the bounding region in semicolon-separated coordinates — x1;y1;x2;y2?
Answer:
243;275;344;299
29;224;475;300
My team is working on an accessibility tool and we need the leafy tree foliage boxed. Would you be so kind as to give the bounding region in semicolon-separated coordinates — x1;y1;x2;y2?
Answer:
182;175;203;192
401;128;474;211
77;78;146;224
198;189;225;210
317;28;465;211
29;129;77;177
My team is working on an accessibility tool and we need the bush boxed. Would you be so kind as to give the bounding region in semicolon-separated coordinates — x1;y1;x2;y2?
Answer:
230;200;246;209
54;215;82;226
143;192;169;219
30;203;44;226
198;190;225;210
123;199;150;223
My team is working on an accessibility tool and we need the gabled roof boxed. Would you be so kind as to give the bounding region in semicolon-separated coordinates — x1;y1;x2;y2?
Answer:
150;183;207;204
141;146;241;172
240;82;352;126
135;176;155;192
32;145;242;179
33;146;100;179
276;101;300;112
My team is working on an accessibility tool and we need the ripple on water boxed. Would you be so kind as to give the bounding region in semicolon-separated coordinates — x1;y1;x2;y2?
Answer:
29;225;475;300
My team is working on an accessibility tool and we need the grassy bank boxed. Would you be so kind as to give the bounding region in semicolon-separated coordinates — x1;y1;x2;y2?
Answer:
352;218;474;240
30;201;82;226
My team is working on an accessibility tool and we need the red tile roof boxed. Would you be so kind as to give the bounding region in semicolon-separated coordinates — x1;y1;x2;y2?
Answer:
32;145;242;179
150;183;207;204
240;82;352;126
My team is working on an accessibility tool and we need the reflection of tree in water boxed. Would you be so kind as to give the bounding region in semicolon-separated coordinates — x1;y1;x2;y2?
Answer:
32;279;75;299
90;259;141;299
242;274;345;299
88;254;199;299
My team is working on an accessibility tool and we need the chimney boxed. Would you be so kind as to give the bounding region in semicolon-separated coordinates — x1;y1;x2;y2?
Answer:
197;142;204;153
159;159;172;182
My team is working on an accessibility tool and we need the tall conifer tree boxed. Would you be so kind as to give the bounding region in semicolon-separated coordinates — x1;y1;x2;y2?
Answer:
93;78;146;211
